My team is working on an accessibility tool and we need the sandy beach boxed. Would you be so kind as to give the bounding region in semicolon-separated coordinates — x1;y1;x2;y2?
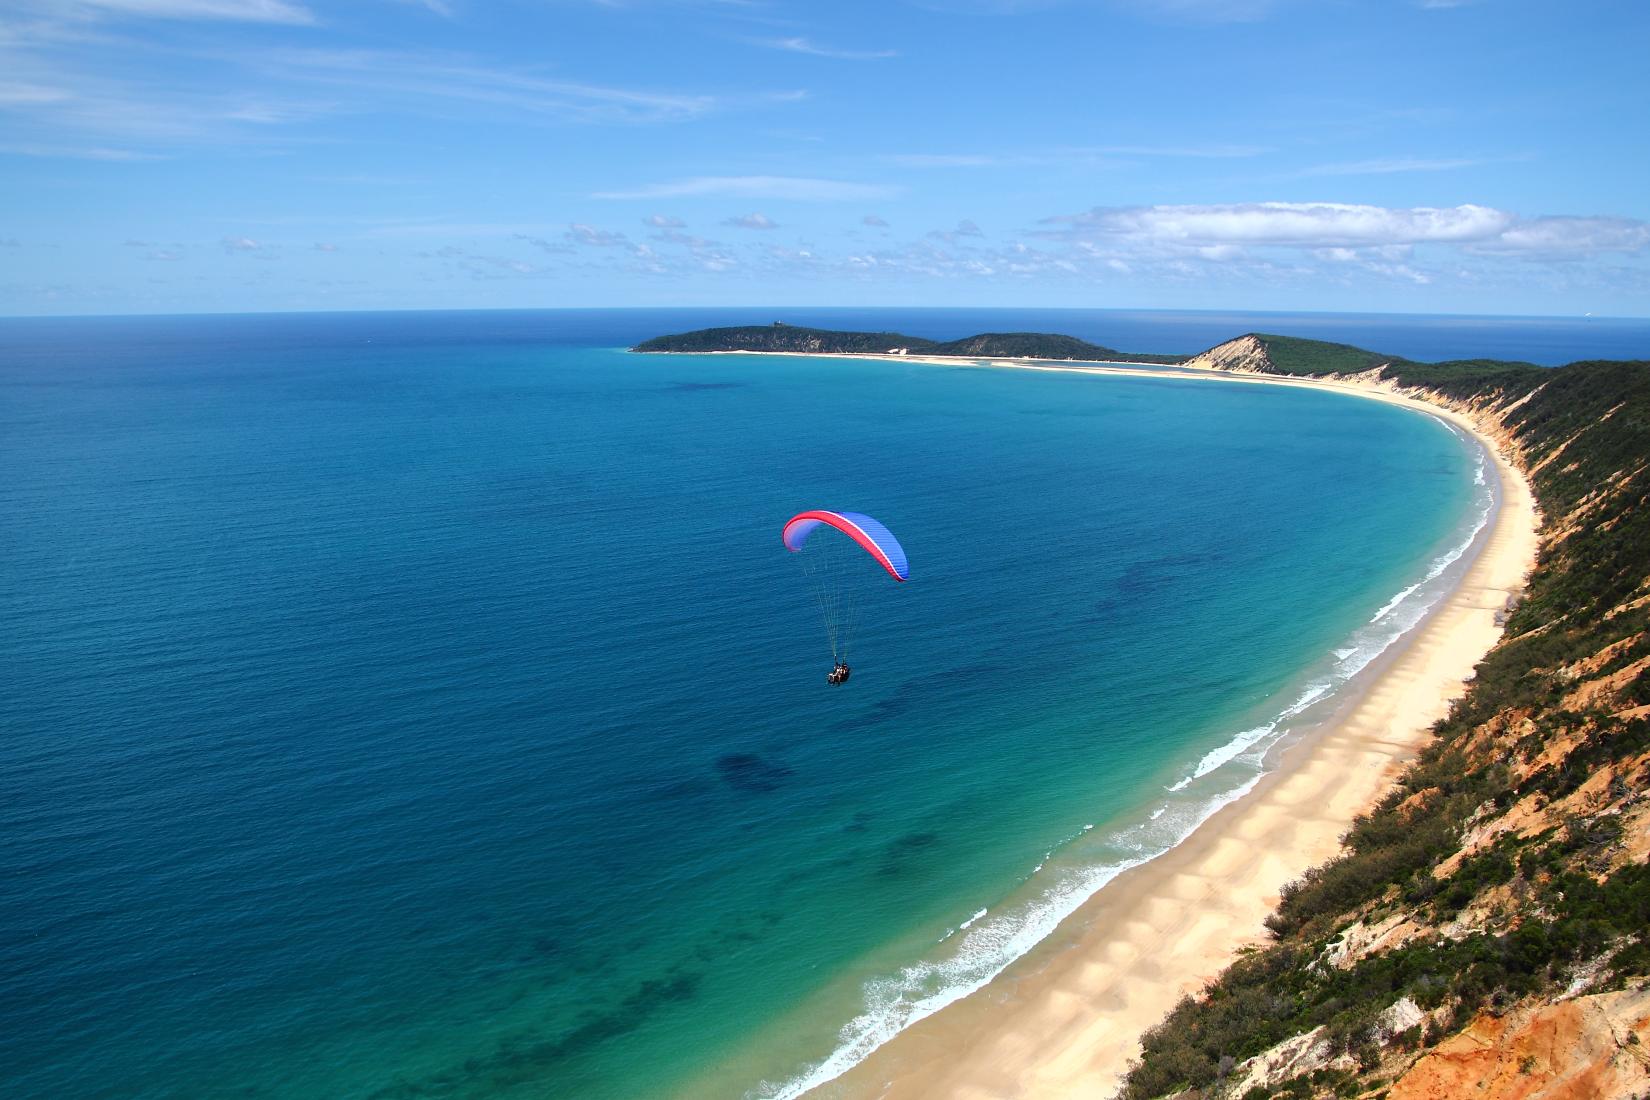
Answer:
751;352;1545;1099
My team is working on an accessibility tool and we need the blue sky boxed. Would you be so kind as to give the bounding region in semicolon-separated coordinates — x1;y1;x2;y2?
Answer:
2;0;1647;317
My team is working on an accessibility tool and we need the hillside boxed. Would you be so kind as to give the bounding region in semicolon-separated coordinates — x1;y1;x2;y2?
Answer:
631;323;929;355
1125;336;1650;1100
631;323;1178;363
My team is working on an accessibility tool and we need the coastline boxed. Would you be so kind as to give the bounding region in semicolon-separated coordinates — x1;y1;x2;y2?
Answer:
745;351;1542;1098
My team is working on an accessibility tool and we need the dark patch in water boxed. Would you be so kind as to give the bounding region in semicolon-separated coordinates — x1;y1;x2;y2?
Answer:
669;381;741;391
715;753;794;794
830;694;911;732
844;810;873;833
878;831;941;877
368;968;703;1098
1092;552;1221;618
830;664;1006;733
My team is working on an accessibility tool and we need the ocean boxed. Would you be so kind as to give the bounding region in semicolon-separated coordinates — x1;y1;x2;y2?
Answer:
1;308;1643;1099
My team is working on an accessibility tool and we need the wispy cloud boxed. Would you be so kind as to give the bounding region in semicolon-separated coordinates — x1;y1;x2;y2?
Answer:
421;244;540;277
220;235;262;251
862;214;889;227
888;153;1002;168
1101;0;1288;24
265;49;718;125
0;140;165;160
749;36;897;60
66;0;317;24
887;144;1269;168
1303;156;1486;176
0;37;754;160
928;219;984;242
391;0;456;16
643;214;686;228
0;80;73;105
595;175;896;201
724;212;778;229
567;223;630;246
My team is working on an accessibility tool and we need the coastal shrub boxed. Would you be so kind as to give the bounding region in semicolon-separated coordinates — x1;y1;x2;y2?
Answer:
1432;843;1519;920
1125;357;1650;1100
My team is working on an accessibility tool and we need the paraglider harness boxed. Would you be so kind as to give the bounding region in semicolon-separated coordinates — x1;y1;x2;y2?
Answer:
827;661;851;686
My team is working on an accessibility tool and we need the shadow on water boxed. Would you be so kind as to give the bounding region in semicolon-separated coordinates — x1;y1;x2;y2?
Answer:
715;753;795;794
1090;552;1222;620
368;969;704;1099
877;831;942;878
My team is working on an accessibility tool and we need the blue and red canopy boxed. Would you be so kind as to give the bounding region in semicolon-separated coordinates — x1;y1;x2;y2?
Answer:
782;510;909;582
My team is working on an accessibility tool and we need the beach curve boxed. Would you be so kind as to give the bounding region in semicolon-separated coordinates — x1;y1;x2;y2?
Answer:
744;353;1543;1099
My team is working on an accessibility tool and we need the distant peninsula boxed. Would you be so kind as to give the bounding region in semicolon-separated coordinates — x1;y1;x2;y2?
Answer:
631;322;1185;364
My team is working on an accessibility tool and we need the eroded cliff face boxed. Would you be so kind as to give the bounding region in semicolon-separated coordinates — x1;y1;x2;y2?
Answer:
1181;334;1274;375
1123;342;1650;1100
1389;988;1650;1100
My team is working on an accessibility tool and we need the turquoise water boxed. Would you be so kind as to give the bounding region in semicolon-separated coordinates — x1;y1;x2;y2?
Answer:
1;310;1495;1098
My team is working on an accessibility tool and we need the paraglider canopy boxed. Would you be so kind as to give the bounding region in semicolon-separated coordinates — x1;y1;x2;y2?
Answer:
782;510;909;582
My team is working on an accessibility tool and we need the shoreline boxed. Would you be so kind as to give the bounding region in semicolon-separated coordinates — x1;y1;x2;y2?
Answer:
742;351;1542;1098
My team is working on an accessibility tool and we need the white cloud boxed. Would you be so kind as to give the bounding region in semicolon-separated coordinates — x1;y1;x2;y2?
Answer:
1476;216;1650;258
643;214;686;228
221;235;261;251
751;37;897;60
313;241;337;251
724;213;778;230
595;175;895;201
862;214;889;227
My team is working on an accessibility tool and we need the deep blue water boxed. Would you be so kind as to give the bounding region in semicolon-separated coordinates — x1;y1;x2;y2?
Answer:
0;307;1563;1098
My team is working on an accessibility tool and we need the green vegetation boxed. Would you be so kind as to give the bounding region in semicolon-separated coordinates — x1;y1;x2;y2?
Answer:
926;331;1182;363
631;324;926;355
631;323;1179;362
1250;332;1547;393
1120;341;1650;1098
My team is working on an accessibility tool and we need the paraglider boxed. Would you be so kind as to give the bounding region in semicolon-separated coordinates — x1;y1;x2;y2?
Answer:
782;510;908;685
